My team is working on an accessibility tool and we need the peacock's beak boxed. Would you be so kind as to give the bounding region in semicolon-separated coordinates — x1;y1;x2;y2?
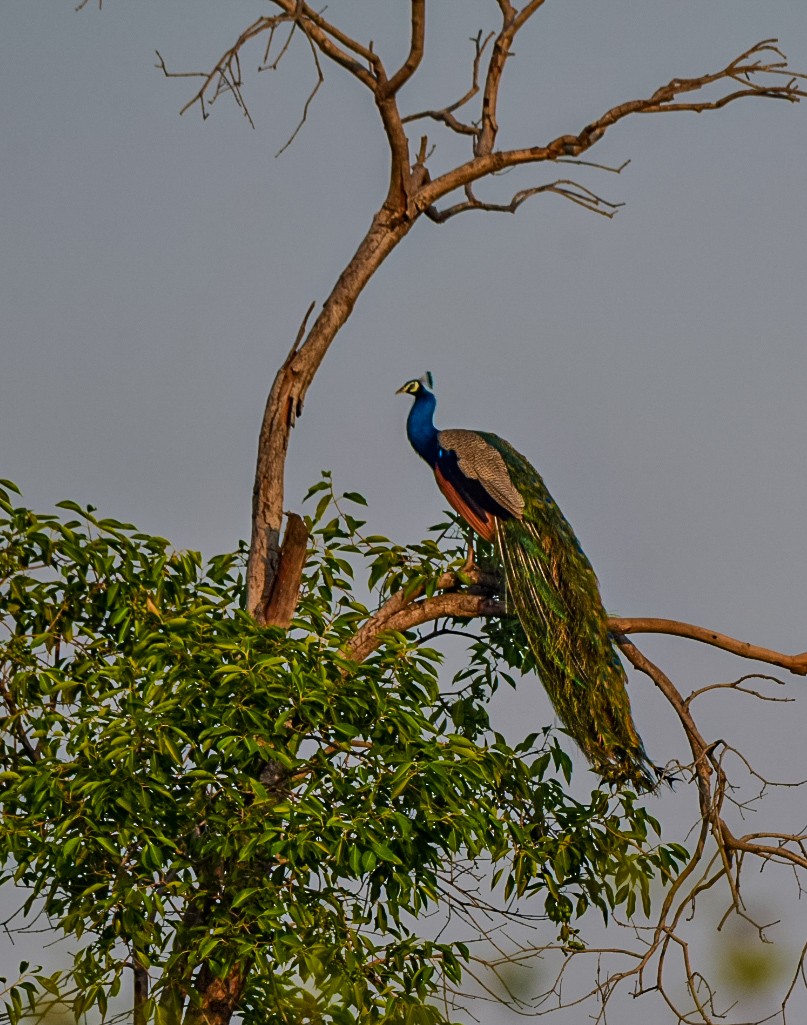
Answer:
395;384;408;395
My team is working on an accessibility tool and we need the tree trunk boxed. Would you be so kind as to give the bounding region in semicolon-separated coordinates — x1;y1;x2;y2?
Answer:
246;207;413;621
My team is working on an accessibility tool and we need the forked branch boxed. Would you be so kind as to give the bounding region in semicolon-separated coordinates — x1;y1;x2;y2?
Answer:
417;39;806;217
425;178;625;222
402;30;494;136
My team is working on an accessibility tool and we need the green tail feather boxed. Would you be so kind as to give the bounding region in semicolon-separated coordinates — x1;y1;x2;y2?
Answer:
480;434;656;790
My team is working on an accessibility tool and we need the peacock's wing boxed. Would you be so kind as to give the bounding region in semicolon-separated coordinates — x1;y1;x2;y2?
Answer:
477;432;654;789
437;429;525;519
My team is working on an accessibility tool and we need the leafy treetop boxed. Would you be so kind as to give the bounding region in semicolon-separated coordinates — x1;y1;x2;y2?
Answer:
0;477;686;1025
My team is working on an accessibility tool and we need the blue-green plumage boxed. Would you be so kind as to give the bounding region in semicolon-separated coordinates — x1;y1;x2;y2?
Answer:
398;375;656;790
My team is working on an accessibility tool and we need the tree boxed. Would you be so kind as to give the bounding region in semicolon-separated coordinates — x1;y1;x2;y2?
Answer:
2;3;807;1024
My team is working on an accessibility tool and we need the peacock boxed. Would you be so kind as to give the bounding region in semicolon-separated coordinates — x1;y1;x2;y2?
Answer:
397;372;657;790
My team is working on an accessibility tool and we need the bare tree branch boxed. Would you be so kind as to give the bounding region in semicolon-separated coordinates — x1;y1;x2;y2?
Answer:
477;1;549;156
158;17;281;125
274;30;324;157
274;1;380;91
425;178;625;222
344;566;502;663
417;40;806;217
616;636;715;813
379;0;426;98
402;30;494;136
611;617;807;675
685;673;795;706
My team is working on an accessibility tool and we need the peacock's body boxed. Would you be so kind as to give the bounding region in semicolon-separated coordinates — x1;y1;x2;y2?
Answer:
398;374;656;790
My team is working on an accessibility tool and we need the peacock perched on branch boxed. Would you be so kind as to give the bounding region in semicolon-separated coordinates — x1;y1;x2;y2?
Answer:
397;373;658;791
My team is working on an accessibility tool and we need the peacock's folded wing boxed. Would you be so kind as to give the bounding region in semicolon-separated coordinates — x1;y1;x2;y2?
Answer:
437;429;525;519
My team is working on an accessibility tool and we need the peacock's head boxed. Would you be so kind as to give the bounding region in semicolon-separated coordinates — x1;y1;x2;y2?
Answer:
396;372;434;397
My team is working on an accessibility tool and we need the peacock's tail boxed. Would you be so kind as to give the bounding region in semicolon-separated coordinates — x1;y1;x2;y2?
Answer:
480;434;656;790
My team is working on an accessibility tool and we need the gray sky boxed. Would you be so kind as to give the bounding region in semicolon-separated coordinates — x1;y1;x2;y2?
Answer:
2;2;807;1021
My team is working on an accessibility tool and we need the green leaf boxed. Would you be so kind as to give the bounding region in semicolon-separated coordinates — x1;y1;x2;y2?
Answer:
370;841;402;865
341;491;368;506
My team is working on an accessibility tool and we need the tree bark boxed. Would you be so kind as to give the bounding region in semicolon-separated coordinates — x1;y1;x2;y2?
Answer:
133;964;148;1025
182;964;247;1025
261;512;310;627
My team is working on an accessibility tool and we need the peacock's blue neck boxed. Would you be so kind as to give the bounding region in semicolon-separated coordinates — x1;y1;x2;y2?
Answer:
406;389;440;465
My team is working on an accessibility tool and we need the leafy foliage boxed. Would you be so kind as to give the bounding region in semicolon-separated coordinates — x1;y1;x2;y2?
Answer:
0;478;687;1024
